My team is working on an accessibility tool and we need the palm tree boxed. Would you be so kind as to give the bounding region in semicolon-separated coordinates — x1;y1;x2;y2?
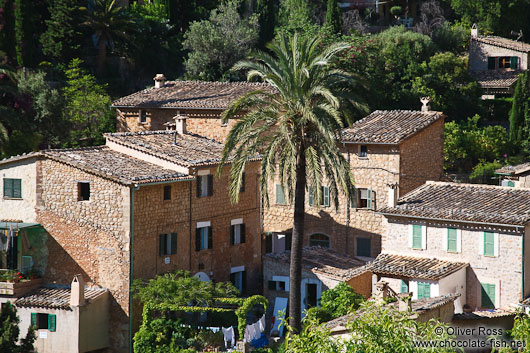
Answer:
81;0;134;74
217;33;367;331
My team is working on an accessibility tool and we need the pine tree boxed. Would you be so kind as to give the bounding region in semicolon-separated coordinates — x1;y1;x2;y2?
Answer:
509;71;530;145
255;0;276;48
324;0;342;34
0;303;36;353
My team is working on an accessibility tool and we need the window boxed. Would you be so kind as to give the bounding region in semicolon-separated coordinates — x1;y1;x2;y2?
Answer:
447;228;457;252
356;237;371;257
195;224;212;251
268;280;286;291
230;267;246;294
159;233;177;256
77;182;90;201
352;188;374;209
275;184;286;204
309;234;330;248
265;232;292;253
411;225;423;250
240;172;245;193
163;185;171;200
417;282;431;299
308;186;330;207
138;110;147;123
359;145;368;158
31;313;56;332
483;231;496;257
488;56;519;70
481;283;496;309
400;280;409;294
3;178;21;199
196;175;213;197
230;222;246;245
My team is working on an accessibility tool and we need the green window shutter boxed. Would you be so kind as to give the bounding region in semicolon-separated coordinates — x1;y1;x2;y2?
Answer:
12;179;21;198
510;56;519;69
4;179;13;198
488;57;496;69
322;186;330;207
484;231;495;256
507;180;515;187
308;186;314;206
230;225;235;245
170;233;177;254
417;283;431;299
31;313;37;327
400;280;409;293
447;228;457;252
412;225;422;249
159;234;166;256
481;283;495;309
366;189;373;209
195;228;201;251
351;189;358;208
196;176;202;197
276;184;285;204
48;314;56;332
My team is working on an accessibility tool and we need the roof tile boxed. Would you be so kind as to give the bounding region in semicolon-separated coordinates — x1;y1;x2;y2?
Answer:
472;36;530;53
15;285;107;310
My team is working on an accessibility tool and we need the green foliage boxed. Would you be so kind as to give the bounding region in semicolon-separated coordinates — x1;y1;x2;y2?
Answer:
431;22;469;55
509;312;530;352
324;0;342;34
469;160;502;184
483;97;513;122
129;0;169;22
40;0;85;63
444;115;509;172
0;303;36;353
390;6;402;17
183;0;259;80
412;52;481;121
283;316;340;353
235;295;268;338
14;0;22;66
318;282;364;319
255;0;277;48
275;0;319;39
62;58;114;147
509;71;530;145
133;316;196;353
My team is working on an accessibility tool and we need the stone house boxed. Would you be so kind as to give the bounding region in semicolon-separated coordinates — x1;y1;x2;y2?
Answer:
112;75;275;142
469;24;530;98
378;181;530;311
263;108;445;261
495;162;530;187
0;123;262;353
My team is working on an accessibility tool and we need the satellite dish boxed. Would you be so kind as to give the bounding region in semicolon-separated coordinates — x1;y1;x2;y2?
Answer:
193;272;210;282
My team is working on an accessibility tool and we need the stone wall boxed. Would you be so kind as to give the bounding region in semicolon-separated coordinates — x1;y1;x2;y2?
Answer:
382;216;523;309
346;271;373;298
36;159;131;352
115;108;238;142
399;118;444;196
0;157;38;222
469;40;529;71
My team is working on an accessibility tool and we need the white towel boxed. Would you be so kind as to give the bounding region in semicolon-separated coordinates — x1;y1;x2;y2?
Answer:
244;325;252;343
247;323;258;341
258;314;266;333
222;326;235;347
252;322;261;340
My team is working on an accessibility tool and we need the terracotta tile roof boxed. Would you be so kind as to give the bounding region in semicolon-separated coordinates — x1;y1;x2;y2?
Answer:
105;130;256;168
111;80;275;109
453;308;516;320
341;110;444;144
379;181;530;226
368;253;468;281
15;285;107;310
264;246;367;281
0;152;42;166
44;146;191;185
471;70;521;89
496;162;530;175
472;36;530;53
327;294;460;330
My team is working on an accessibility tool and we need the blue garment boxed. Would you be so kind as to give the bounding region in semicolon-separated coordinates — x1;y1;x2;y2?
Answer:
250;333;268;348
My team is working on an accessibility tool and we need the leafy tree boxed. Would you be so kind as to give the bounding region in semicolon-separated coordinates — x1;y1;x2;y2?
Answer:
414;0;445;37
276;0;319;39
80;0;135;74
183;0;259;80
218;33;366;331
509;71;530;145
0;0;16;64
306;282;364;323
167;0;217;32
412;52;481;121
255;0;277;48
0;303;36;353
324;0;342;34
62;58;114;147
509;312;530;352
40;0;85;63
469;160;502;184
431;22;469;54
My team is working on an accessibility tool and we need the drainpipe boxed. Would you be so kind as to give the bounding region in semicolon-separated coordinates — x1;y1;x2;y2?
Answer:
129;184;139;353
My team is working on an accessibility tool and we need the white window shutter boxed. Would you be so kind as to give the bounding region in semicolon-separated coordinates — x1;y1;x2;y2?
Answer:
421;226;427;250
494;233;499;257
457;229;462;253
408;224;413;248
443;229;448;251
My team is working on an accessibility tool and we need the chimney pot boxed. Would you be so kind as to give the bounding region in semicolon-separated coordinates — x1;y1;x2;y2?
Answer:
471;23;478;38
387;184;398;208
154;74;166;88
420;97;431;112
70;274;85;306
173;115;187;136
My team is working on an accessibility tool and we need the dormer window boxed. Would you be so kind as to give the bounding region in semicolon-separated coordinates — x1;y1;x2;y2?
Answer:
138;110;147;124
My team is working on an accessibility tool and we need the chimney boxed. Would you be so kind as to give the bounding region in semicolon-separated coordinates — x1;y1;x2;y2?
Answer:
420;97;431;112
398;292;412;312
374;281;390;304
153;73;166;88
387;184;398;208
471;23;478;38
174;115;187;135
70;274;85;306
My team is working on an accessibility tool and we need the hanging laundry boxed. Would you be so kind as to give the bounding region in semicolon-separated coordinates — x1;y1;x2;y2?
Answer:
222;326;235;348
244;325;253;343
251;322;261;340
258;314;266;333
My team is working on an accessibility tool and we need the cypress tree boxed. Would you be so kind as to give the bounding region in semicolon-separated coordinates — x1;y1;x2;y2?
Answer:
256;0;276;48
324;0;342;34
509;71;530;145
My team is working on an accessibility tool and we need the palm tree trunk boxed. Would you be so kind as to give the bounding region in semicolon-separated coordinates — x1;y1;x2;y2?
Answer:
97;34;107;74
289;148;306;333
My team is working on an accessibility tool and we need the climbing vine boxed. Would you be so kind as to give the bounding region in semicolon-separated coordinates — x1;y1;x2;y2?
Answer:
235;295;268;338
